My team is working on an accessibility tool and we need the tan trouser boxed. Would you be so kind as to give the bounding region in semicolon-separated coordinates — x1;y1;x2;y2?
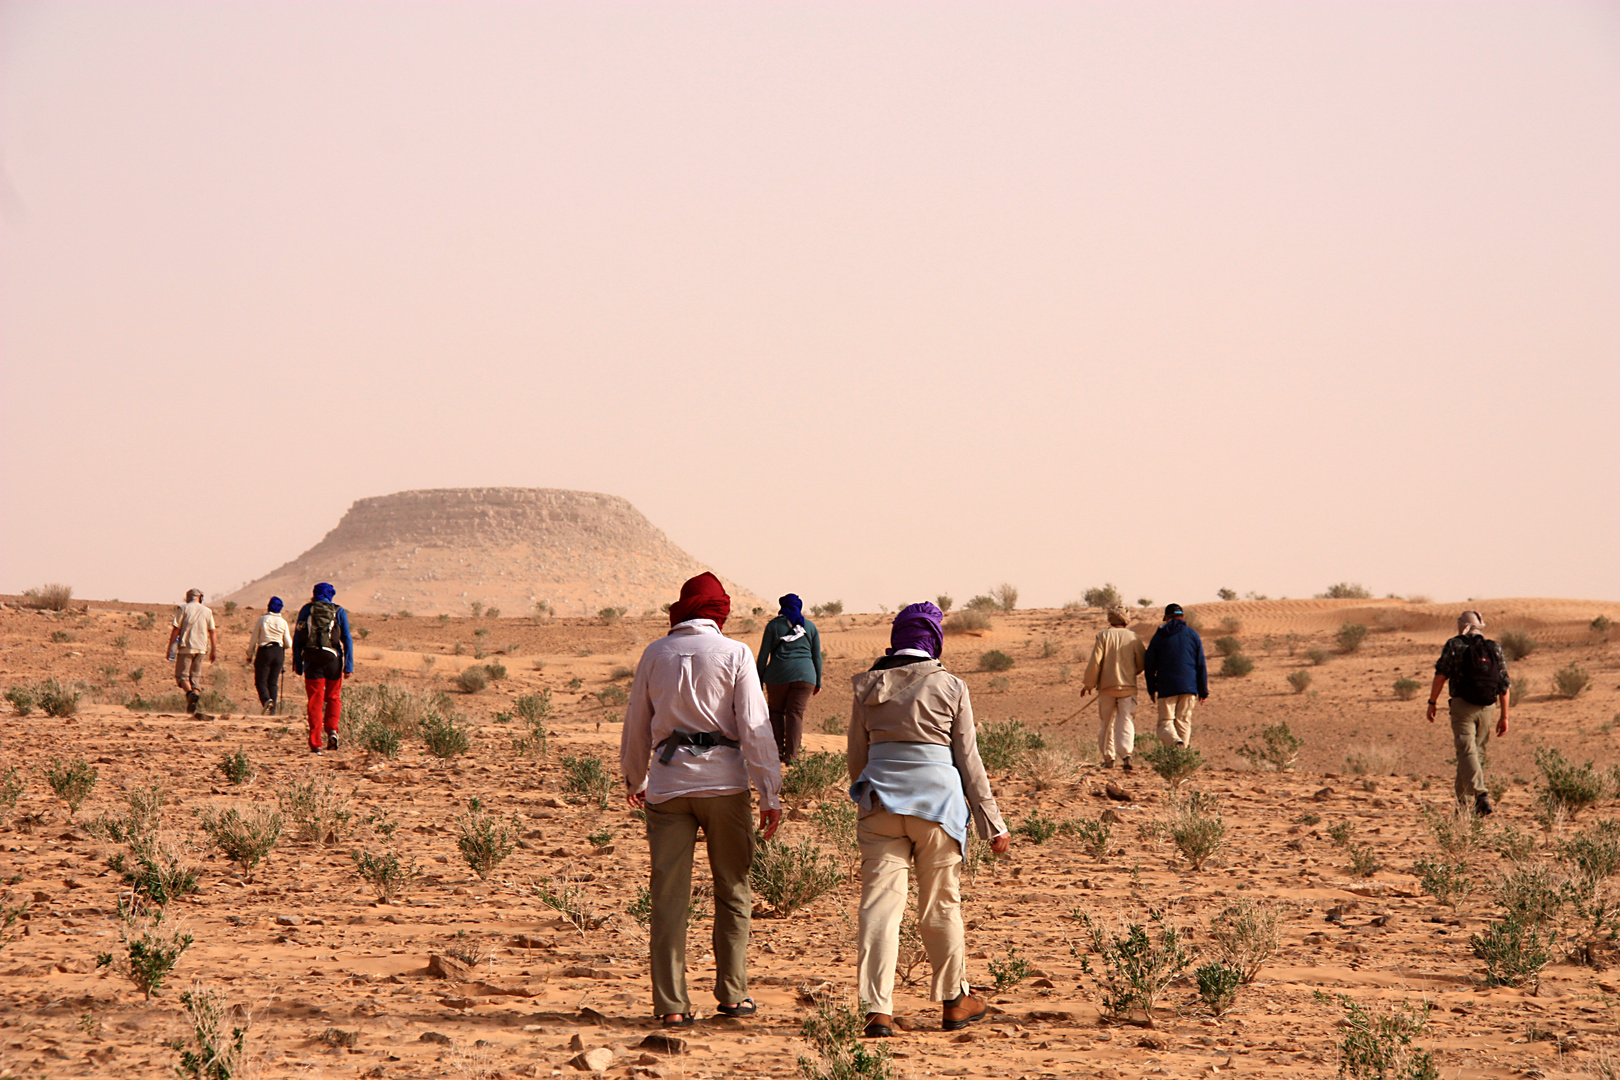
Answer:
174;649;204;691
1096;694;1137;762
1156;694;1198;746
1449;698;1495;800
644;792;756;1017
856;810;968;1016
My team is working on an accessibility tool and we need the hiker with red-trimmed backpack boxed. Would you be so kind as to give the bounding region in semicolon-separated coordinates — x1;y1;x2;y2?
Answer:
1427;610;1511;815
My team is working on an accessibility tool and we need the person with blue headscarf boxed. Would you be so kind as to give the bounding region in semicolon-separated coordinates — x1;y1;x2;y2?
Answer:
246;596;294;714
756;593;822;762
292;583;354;754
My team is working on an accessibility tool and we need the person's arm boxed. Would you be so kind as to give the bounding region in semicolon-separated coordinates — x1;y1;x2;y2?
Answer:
206;611;217;663
1195;634;1208;699
339;609;355;675
1496;688;1510;735
1080;634;1105;696
619;650;657;806
731;648;782;837
949;681;1009;845
1143;634;1159;701
846;688;870;784
1425;672;1447;722
809;622;822;693
291;605;308;675
756;621;776;684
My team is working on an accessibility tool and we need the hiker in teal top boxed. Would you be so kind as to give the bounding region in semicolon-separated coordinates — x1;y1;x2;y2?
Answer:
756;594;822;763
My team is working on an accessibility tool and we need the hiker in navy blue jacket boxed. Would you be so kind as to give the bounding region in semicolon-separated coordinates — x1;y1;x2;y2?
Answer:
292;582;354;754
1143;604;1208;747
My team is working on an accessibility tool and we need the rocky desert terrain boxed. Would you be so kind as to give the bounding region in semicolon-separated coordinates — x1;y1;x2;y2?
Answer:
1;594;1617;1080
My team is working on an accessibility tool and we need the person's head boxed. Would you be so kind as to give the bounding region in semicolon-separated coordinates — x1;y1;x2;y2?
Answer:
1458;610;1485;637
313;582;336;603
267;596;284;614
778;593;804;627
1164;603;1184;622
886;602;944;659
185;588;203;603
668;572;730;630
1107;607;1129;628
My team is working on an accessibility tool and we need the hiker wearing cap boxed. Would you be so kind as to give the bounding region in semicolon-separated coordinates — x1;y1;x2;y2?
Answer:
1081;609;1148;771
1143;604;1208;747
292;583;353;754
246;597;294;714
620;572;783;1029
166;589;216;714
756;593;823;763
848;602;1010;1040
1427;610;1511;816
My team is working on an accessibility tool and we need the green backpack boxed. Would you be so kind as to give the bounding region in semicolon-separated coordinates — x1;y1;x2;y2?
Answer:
307;600;342;655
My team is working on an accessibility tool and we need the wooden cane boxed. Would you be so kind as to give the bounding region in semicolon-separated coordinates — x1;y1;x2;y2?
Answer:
1055;694;1102;725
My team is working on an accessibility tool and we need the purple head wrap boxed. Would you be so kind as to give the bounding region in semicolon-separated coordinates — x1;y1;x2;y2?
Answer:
267;596;284;614
887;602;944;658
779;594;804;628
313;582;336;602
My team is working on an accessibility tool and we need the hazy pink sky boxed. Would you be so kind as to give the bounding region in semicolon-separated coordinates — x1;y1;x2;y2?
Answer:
3;2;1617;611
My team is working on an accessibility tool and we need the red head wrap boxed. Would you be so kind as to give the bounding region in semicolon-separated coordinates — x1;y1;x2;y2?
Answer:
668;572;730;630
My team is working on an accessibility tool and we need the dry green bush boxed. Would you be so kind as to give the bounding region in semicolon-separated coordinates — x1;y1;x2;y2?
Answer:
22;583;73;610
277;773;356;847
1207;898;1280;982
944;610;993;633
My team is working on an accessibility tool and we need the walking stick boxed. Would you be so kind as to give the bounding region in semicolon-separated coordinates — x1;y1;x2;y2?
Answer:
276;664;284;716
1055;694;1102;725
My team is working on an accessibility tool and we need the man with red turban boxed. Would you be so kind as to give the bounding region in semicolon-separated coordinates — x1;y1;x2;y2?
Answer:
620;572;783;1027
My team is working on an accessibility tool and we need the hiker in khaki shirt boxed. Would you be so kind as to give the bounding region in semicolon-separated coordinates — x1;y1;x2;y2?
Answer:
1080;608;1147;771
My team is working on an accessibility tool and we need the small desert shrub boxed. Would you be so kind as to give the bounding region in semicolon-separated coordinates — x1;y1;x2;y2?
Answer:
1413;857;1472;907
796;995;894;1080
979;649;1015;672
1083;584;1123;609
1509;677;1530;707
1593;615;1613;635
810;799;858;869
170;981;250;1080
5;685;35;716
1305;646;1329;665
977;719;1044;773
23;583;73;610
1334;996;1437;1080
344;683;440;737
45;756;97;816
1067;816;1113;859
1499;630;1536;661
819;713;845;736
1016;810;1060;845
1320;583;1372;600
1022;743;1085;790
595;684;629;706
1536;746;1606;819
1213;635;1242;657
482;660;507;681
944;610;992;633
452;666;488;694
750;838;842;917
1494;823;1538;863
1141;739;1202;789
1196;960;1243;1017
530;874;604;933
1471;916;1554;990
1559;823;1620;880
810;600;844;618
455;800;517;880
1421;802;1487;860
356;717;402;758
1220;653;1254;678
1393;677;1420;701
197;805;282;881
561;754;612;809
1168;794;1226;870
1345;742;1403;776
1493;862;1565;928
107;839;199;910
1286;669;1312;694
988;675;1010;693
0;766;20;823
1074;912;1193;1026
33;678;81;718
989;946;1031;990
96;902;193;1000
420;711;471;760
276;773;356;847
1336;623;1369;653
990;583;1018;612
1207;898;1280;983
782;751;847;803
1347;842;1382;877
1235;721;1302;772
217;749;254;786
1552;664;1591;699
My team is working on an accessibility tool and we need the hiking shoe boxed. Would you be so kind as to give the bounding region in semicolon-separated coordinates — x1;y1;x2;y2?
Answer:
864;1013;895;1039
1100;758;1114;770
1121;757;1133;773
1475;793;1494;817
326;731;339;752
942;993;987;1031
185;691;200;714
310;746;323;756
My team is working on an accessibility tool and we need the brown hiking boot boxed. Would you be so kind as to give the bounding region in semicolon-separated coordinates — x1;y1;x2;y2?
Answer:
942;993;987;1031
863;1013;894;1038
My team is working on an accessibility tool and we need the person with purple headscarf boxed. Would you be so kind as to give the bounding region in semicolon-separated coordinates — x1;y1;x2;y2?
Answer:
846;602;1010;1039
246;596;294;714
755;593;822;762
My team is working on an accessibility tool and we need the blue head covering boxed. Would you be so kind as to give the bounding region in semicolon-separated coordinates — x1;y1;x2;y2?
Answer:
313;582;336;602
887;602;945;658
779;593;804;628
267;596;284;614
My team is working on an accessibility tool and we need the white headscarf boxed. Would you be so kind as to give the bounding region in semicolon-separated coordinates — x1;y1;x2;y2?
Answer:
1457;610;1485;636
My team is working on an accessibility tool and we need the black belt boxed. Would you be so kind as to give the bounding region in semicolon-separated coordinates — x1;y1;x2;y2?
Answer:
656;731;740;765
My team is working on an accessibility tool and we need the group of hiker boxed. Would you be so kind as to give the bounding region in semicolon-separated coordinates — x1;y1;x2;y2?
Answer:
167;583;353;754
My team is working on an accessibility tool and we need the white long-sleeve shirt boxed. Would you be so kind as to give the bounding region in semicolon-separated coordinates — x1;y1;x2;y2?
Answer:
619;620;782;809
248;613;293;651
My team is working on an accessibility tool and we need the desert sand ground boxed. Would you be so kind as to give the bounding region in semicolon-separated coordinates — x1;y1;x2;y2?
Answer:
1;595;1617;1079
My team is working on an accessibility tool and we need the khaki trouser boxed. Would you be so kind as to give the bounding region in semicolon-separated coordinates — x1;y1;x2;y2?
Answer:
1449;698;1495;801
1156;694;1198;745
174;649;205;691
1097;694;1137;762
856;810;968;1016
645;792;755;1017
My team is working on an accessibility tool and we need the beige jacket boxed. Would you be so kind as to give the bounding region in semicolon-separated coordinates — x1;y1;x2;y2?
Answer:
1082;626;1146;697
847;660;1007;839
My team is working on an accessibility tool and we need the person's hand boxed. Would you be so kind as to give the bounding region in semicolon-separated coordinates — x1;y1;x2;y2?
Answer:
1199;695;1207;703
208;650;216;664
1147;694;1156;704
990;832;1011;855
1497;715;1509;737
626;787;646;810
1079;687;1091;698
812;686;821;696
760;807;782;841
1426;701;1439;723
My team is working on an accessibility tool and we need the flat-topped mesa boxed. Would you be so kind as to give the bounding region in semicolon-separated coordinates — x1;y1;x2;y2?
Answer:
225;488;760;617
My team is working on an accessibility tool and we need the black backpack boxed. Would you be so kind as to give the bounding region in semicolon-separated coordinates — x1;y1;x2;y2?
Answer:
306;601;343;655
1453;636;1504;707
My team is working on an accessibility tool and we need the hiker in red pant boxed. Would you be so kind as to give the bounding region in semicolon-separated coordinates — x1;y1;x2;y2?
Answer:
291;582;353;754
